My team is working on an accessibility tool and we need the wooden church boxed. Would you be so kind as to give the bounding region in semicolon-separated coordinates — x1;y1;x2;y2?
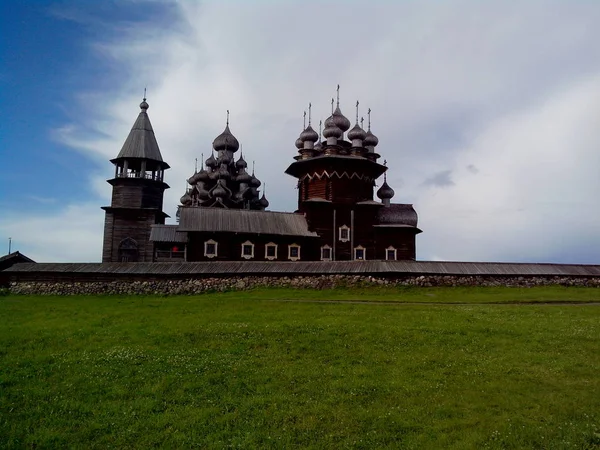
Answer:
101;91;421;263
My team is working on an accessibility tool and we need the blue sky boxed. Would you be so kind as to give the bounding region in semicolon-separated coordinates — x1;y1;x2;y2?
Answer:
2;1;600;263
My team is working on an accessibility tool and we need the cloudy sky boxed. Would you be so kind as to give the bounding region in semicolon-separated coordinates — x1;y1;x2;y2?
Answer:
2;0;600;263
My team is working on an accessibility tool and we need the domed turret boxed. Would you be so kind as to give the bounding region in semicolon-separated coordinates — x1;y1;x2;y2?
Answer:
323;117;342;145
237;169;252;184
300;125;319;143
259;193;269;209
212;111;240;152
210;179;231;200
197;168;209;182
206;152;218;169
180;189;192;205
250;172;261;188
235;152;247;170
377;174;395;207
332;106;351;133
217;164;231;180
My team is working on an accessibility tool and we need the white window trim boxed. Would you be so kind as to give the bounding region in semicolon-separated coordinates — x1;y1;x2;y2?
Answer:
386;246;397;261
265;242;278;261
321;245;332;261
288;243;301;261
241;240;255;260
339;225;350;242
354;245;366;261
204;239;218;258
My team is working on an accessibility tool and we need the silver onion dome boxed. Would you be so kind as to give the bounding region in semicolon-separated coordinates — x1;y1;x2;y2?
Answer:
197;168;209;182
364;129;379;147
180;190;192;205
235;154;247;169
206;153;218;168
295;136;304;149
332;106;351;132
140;99;149;111
300;125;319;142
323;120;342;139
376;179;395;200
250;173;261;188
237;170;252;184
212;124;240;152
211;179;231;199
348;122;367;141
259;193;269;209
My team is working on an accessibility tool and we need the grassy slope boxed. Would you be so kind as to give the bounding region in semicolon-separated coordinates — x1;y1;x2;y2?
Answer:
1;287;599;449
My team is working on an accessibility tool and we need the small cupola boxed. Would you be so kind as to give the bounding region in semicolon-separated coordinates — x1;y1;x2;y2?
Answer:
376;173;395;207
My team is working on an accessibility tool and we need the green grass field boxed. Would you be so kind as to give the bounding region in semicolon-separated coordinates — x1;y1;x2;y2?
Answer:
1;287;600;449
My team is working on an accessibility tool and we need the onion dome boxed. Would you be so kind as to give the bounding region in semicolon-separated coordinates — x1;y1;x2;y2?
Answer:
314;140;323;151
323;121;342;139
198;185;210;200
364;129;379;147
235;153;247;170
206;152;218;169
377;178;395;200
259;193;269;209
210;179;231;199
197;168;209;182
348;122;367;141
218;151;232;165
332;106;351;132
140;99;149;111
300;125;319;143
187;172;198;185
212;124;239;152
295;136;304;149
250;172;261;188
217;164;231;180
237;170;252;184
180;190;192;205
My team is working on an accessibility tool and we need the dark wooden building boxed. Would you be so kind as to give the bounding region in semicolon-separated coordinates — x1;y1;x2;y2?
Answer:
102;92;421;262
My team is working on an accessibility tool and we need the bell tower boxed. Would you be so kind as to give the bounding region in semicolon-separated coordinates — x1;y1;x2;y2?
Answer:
101;97;170;262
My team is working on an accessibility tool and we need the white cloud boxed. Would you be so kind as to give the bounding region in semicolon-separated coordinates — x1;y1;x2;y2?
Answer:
16;0;600;263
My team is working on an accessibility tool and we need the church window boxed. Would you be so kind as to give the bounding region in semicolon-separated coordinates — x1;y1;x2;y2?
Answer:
354;245;366;261
288;244;301;261
265;242;278;260
321;245;332;261
204;239;218;258
241;241;255;259
386;247;397;261
339;225;350;242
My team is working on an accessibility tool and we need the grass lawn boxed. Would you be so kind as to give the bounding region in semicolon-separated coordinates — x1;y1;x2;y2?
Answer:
1;287;599;449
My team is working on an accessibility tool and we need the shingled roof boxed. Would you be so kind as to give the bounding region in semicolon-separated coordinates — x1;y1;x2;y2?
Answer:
150;225;188;243
178;208;318;237
113;100;166;165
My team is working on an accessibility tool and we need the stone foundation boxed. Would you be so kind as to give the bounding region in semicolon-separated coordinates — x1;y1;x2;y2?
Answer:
8;275;600;295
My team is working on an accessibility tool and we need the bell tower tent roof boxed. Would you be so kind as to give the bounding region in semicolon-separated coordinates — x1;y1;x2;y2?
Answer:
111;97;170;169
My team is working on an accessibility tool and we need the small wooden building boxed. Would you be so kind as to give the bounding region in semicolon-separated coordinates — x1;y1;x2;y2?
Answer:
101;94;421;262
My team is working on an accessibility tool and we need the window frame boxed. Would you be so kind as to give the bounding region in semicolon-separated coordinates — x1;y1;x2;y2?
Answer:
288;243;301;261
339;225;350;242
321;245;332;261
354;245;366;261
204;239;218;259
386;246;397;261
241;240;255;260
265;242;278;261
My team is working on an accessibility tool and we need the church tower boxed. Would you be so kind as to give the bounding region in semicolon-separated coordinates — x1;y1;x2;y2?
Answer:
285;87;420;261
101;97;170;262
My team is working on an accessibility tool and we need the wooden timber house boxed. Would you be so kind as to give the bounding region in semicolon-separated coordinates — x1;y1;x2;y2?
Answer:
102;91;422;263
